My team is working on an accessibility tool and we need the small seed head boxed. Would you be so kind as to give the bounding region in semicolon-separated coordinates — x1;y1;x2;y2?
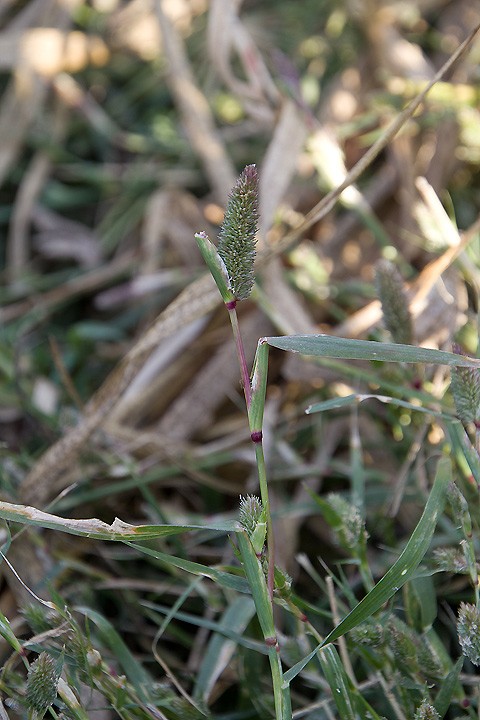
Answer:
450;344;480;425
327;493;363;549
375;259;413;345
433;547;468;573
239;495;263;536
25;652;60;714
349;622;384;647
457;602;480;665
218;164;259;301
414;700;440;720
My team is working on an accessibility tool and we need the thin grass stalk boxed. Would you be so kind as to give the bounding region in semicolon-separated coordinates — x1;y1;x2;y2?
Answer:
236;531;289;720
226;309;275;597
254;441;275;599
228;317;276;599
226;304;251;407
267;644;289;720
196;167;285;712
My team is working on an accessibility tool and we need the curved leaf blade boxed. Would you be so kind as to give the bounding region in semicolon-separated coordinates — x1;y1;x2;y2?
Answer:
306;393;453;417
321;457;451;647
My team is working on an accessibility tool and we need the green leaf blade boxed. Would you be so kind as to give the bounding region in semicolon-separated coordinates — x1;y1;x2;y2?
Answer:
265;335;480;368
316;645;357;720
321;457;451;647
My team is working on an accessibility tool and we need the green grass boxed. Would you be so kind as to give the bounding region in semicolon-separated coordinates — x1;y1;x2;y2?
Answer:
1;1;480;719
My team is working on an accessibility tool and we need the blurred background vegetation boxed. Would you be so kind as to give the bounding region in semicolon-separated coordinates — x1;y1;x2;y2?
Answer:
1;0;480;718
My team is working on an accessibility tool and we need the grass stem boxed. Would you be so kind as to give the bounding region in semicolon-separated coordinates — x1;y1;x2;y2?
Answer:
255;440;275;600
227;303;252;408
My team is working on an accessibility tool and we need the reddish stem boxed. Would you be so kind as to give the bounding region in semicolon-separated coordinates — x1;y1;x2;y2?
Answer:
227;304;252;407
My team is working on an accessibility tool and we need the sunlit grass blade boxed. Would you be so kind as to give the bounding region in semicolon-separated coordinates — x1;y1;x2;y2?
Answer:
320;457;451;647
282;642;321;685
265;335;480;368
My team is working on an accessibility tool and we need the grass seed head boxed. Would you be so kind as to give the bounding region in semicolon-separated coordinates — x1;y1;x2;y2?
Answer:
218;164;259;301
375;259;413;345
457;602;480;665
450;344;480;426
239;494;263;536
25;652;60;715
414;700;440;720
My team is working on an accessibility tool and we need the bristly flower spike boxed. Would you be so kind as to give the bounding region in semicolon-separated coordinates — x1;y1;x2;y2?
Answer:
451;343;480;426
375;259;413;345
457;602;480;665
218;164;259;302
25;652;60;716
414;700;440;720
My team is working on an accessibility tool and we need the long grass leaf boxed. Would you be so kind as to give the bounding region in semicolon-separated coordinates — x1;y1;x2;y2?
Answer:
0;609;23;655
236;532;276;640
306;393;453;418
142;601;265;653
445;419;480;485
193;596;256;702
321;457;450;647
0;501;237;540
266;335;480;368
316;644;357;720
435;656;463;717
127;542;250;593
75;606;151;702
282;643;321;686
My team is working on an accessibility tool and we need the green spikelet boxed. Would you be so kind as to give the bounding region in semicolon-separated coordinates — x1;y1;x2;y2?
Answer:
414;700;440;720
375;259;413;344
239;494;263;535
349;622;384;647
218;164;259;301
239;494;266;554
327;493;363;549
21;604;61;635
433;547;468;573
450;344;480;425
388;618;420;676
25;652;60;715
457;602;480;665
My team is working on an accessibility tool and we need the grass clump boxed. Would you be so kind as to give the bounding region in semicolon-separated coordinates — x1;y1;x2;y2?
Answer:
1;2;480;719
